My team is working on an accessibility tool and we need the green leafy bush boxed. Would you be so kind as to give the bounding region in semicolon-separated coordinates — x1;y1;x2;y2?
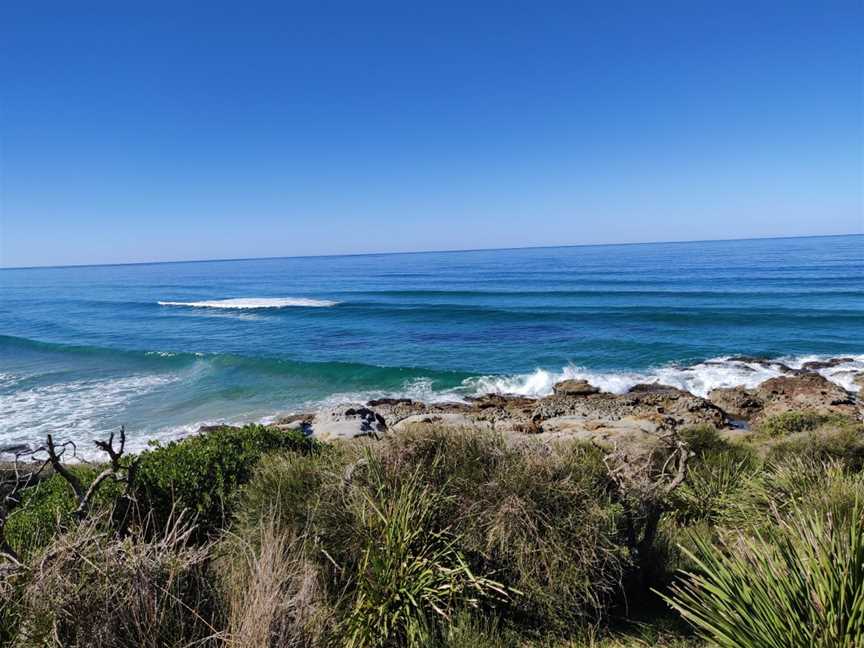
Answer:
133;424;317;535
662;498;864;648
4;466;123;559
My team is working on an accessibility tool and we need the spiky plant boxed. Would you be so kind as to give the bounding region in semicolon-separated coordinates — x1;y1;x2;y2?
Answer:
342;458;509;648
661;497;864;648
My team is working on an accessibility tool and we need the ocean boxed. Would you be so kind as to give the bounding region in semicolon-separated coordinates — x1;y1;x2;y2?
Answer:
1;234;862;454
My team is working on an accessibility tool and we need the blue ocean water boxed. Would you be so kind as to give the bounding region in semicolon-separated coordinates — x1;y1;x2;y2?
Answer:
1;235;862;453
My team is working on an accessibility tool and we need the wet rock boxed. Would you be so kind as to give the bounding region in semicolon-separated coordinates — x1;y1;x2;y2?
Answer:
0;443;31;455
552;379;600;397
627;383;681;394
801;357;854;371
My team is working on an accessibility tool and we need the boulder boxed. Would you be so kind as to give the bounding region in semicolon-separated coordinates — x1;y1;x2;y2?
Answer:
753;373;856;420
552;379;600;397
708;386;765;420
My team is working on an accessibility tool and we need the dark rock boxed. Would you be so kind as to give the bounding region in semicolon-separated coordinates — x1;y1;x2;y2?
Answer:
0;443;31;455
627;383;681;394
801;357;854;372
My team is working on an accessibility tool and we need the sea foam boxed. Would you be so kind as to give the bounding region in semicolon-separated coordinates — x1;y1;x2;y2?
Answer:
462;354;864;399
158;297;339;309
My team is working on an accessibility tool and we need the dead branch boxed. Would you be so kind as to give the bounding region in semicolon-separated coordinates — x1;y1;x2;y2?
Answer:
595;431;693;585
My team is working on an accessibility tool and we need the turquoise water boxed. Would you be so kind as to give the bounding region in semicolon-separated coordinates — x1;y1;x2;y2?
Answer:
1;235;862;453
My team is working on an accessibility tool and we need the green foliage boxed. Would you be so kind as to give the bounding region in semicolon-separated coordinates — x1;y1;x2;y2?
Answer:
662;498;864;648
342;458;509;648
756;410;855;437
4;466;122;559
669;452;758;527
768;424;864;471
133;424;317;535
230;429;635;644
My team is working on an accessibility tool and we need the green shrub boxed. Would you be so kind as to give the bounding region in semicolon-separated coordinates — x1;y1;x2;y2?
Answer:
231;428;635;642
756;410;855;437
341;458;509;648
768;425;864;471
133;424;317;536
4;466;123;559
662;497;864;648
668;452;759;527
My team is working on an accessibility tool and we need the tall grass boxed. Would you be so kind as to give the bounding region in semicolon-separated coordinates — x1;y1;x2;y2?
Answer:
341;458;509;647
662;497;864;648
12;511;220;648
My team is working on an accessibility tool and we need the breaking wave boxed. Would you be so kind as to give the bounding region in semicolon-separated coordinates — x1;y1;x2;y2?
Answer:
463;354;864;399
158;297;339;309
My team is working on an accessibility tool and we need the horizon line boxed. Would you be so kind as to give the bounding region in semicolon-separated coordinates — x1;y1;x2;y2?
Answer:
1;232;860;271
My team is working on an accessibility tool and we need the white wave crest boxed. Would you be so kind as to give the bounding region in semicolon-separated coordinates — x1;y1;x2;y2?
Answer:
158;297;338;309
462;354;864;399
0;373;182;459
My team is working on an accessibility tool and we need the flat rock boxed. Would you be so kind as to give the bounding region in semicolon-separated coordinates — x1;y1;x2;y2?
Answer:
709;374;859;423
801;357;854;372
309;405;387;442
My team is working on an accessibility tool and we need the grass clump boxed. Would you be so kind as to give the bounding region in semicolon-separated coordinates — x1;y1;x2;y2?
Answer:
662;497;864;648
341;460;508;647
10;512;220;648
755;410;856;437
226;428;634;645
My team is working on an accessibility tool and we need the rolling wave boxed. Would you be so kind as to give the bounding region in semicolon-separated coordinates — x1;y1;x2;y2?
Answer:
158;297;339;309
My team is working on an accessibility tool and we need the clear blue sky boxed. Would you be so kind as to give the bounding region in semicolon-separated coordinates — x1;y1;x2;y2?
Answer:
1;1;862;267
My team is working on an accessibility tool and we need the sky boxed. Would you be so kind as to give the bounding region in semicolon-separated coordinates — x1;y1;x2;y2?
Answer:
1;1;862;267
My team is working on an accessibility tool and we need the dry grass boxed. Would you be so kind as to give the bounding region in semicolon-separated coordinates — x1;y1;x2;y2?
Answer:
12;510;220;648
220;518;330;648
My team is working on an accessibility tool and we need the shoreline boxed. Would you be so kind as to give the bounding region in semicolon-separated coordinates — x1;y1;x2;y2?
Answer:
230;355;864;452
2;353;862;460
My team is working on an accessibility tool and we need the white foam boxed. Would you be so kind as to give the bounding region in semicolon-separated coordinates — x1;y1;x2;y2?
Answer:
462;354;864;399
158;297;338;309
0;373;181;458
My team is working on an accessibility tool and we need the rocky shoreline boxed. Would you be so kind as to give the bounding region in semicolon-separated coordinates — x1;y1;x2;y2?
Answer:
261;357;863;456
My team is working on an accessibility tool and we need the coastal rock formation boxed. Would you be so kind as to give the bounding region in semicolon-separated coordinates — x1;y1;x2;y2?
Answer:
753;373;857;420
532;384;727;431
304;405;387;441
264;359;860;449
708;373;858;423
801;357;854;372
707;387;765;421
552;379;600;397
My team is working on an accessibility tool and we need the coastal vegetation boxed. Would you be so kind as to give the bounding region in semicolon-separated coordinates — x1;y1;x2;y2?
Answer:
0;379;862;646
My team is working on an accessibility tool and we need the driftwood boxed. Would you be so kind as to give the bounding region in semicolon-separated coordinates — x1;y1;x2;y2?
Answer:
595;431;692;583
0;427;138;568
